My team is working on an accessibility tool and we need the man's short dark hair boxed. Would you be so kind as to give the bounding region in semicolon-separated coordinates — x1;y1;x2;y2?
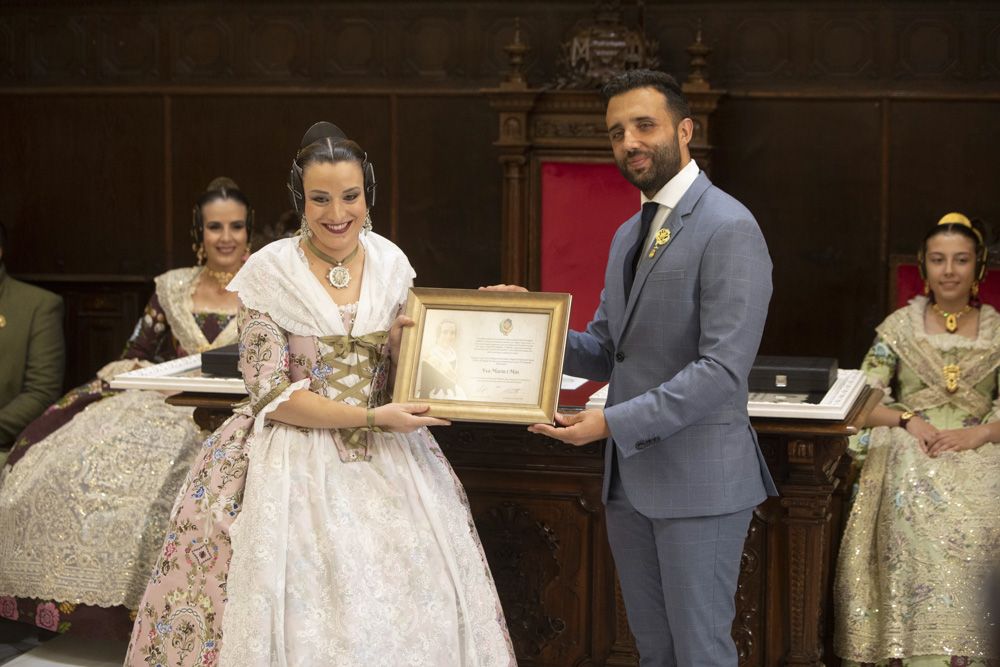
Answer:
601;69;691;122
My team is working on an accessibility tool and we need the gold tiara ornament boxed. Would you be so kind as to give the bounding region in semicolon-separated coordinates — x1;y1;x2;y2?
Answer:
937;211;982;244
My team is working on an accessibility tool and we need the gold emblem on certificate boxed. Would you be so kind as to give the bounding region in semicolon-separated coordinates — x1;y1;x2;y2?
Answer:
648;228;671;258
499;318;513;336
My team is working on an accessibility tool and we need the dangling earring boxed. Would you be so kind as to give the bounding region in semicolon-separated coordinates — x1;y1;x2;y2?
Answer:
193;242;206;266
972;281;980;298
363;211;373;235
299;213;311;237
923;281;930;295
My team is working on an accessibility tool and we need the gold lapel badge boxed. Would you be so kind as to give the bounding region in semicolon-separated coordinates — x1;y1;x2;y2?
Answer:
0;314;6;328
648;228;671;258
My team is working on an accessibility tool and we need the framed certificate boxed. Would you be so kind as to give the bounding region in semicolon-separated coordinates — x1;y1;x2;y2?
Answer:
392;288;571;424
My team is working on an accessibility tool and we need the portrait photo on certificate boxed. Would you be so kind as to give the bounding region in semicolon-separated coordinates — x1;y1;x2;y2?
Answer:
393;288;571;424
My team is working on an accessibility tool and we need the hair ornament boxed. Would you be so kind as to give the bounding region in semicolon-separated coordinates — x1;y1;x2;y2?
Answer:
937;211;982;244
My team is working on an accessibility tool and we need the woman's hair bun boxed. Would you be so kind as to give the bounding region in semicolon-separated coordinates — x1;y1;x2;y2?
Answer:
206;176;240;191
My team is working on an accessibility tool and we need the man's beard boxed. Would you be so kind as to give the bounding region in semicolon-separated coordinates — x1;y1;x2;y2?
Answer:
615;135;681;195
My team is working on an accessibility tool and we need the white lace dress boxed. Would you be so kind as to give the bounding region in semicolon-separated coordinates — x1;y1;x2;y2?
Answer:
125;235;515;667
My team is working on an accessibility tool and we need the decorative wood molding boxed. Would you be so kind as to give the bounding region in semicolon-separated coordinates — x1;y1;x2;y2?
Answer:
476;500;567;658
2;4;999;89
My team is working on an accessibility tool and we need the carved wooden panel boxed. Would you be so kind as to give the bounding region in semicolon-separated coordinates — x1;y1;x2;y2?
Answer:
985;20;1000;77
0;16;15;81
171;13;235;80
25;13;88;82
647;17;699;81
2;3;997;88
0;95;165;276
895;15;961;79
320;14;383;77
713;98;883;367
245;13;309;79
888;100;1000;258
725;15;794;80
808;15;878;79
483;17;542;81
402;15;461;78
97;13;159;81
476;498;571;661
396;95;503;289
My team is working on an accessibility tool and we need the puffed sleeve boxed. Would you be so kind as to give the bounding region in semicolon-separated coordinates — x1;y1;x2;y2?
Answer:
859;336;898;404
848;335;899;462
121;293;173;362
237;304;311;433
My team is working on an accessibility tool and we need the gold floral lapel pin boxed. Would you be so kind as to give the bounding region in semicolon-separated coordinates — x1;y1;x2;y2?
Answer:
648;228;672;258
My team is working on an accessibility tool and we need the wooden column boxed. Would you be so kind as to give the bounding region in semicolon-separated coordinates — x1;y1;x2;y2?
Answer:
491;92;538;288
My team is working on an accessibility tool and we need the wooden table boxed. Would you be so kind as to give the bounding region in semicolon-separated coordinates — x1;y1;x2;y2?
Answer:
167;385;880;667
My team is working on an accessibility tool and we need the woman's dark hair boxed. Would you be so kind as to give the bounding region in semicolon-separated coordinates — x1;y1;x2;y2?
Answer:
294;137;376;209
919;215;986;261
600;69;691;122
296;138;366;173
191;176;254;246
918;214;989;297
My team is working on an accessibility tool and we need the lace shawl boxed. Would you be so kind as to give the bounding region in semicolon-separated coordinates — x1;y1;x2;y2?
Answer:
155;267;239;354
227;234;415;337
876;296;1000;416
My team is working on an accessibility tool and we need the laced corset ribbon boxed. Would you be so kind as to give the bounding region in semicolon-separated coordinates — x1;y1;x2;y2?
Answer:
877;304;1000;418
314;331;389;461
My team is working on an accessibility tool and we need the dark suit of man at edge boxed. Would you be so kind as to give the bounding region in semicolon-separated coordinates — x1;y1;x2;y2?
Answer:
526;70;778;666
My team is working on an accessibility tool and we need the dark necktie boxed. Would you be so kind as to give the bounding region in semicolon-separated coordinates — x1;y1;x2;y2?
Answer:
624;202;659;301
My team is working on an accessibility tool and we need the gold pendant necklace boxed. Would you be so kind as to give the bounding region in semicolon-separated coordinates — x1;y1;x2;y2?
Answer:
204;267;236;288
304;236;361;289
931;302;973;333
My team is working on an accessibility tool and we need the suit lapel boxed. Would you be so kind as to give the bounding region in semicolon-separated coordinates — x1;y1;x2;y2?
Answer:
616;172;712;347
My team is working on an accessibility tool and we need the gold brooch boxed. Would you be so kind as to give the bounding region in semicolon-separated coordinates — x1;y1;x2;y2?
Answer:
0;314;6;328
943;363;960;393
648;228;672;258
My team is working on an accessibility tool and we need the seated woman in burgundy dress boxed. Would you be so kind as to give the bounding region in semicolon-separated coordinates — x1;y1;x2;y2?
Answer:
0;177;252;638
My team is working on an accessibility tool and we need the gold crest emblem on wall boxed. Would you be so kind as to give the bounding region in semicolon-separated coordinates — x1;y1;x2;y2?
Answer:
553;1;660;89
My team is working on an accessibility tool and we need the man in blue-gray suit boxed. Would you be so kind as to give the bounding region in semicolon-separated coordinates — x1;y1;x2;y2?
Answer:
529;70;778;665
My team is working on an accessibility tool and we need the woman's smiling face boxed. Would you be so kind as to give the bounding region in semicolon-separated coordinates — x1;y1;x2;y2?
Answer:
302;160;367;259
200;199;249;271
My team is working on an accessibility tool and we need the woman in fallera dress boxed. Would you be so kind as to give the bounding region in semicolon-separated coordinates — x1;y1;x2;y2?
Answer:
125;123;515;666
834;213;1000;666
0;177;252;638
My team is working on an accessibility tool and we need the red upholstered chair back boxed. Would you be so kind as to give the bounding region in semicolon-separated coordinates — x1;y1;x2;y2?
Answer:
540;161;637;331
891;255;1000;310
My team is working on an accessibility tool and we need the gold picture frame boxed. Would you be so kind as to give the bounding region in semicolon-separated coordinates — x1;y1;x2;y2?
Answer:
392;287;571;424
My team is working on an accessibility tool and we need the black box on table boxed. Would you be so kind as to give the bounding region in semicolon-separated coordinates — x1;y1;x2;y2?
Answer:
201;343;240;378
749;356;837;394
